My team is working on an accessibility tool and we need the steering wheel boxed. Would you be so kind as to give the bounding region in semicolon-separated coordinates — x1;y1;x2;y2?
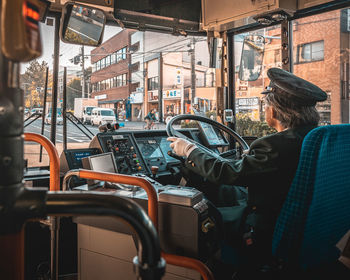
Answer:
166;114;249;159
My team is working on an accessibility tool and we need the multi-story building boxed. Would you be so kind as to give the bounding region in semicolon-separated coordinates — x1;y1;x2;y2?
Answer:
90;29;135;120
90;30;218;122
130;31;215;121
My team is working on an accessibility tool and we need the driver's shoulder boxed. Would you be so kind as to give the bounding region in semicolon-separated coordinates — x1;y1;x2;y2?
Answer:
249;130;296;150
249;126;313;151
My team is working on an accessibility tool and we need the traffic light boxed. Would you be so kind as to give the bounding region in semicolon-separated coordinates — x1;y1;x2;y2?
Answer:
73;55;80;65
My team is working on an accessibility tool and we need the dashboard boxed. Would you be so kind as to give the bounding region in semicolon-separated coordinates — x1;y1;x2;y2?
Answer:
90;129;197;179
61;128;224;260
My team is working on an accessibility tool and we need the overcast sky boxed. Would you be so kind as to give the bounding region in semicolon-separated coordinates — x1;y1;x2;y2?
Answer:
21;21;121;74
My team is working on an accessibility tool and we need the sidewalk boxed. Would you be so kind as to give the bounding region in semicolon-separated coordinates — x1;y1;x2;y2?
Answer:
118;121;167;130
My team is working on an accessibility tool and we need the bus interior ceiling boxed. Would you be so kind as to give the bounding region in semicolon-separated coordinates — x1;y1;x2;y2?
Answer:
1;0;350;279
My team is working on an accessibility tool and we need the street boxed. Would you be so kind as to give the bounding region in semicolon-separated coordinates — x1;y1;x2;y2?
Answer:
68;15;103;43
24;119;167;143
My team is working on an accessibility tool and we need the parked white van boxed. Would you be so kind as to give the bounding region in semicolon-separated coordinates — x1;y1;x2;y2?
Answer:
90;108;116;126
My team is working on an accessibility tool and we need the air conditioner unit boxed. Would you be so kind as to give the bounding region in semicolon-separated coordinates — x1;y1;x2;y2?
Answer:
201;0;297;31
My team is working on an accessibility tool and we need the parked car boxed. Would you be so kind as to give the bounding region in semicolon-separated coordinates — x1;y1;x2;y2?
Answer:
45;113;63;125
30;107;43;115
90;108;116;126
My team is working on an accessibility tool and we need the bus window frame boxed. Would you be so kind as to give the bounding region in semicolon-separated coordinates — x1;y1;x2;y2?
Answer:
225;0;350;133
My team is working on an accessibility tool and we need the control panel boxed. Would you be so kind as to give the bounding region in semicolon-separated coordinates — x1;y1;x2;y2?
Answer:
92;130;186;177
97;133;148;175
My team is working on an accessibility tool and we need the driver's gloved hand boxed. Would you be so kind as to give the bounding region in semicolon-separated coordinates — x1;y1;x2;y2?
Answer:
167;137;198;157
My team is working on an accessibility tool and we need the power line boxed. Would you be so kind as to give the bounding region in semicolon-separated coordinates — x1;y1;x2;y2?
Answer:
66;85;82;93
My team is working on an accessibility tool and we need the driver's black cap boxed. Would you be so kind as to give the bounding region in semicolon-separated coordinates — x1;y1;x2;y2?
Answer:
261;68;327;106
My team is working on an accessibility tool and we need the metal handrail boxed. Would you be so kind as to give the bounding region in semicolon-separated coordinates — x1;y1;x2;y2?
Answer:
62;169;215;280
46;192;165;280
24;133;60;191
24;133;61;279
63;169;158;228
162;252;214;280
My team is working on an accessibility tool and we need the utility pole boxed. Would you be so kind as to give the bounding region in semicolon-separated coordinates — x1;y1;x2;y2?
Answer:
158;52;163;122
190;37;196;106
81;46;86;98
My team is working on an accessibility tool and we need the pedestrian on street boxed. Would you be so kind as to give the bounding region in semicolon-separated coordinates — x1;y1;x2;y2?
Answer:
144;108;156;129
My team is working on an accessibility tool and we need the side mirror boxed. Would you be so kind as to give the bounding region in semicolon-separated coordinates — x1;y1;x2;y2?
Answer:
208;37;223;69
239;35;265;81
60;2;105;46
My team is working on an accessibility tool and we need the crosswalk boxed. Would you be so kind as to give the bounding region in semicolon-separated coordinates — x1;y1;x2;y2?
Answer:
26;123;96;143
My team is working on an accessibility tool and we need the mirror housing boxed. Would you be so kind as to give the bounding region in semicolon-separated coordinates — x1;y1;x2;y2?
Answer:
60;2;105;46
238;35;265;81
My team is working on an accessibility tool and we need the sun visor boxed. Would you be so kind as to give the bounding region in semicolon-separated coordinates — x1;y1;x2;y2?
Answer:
113;0;204;36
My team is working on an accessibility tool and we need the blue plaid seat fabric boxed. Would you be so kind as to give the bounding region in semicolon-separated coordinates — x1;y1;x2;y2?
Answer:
272;124;350;269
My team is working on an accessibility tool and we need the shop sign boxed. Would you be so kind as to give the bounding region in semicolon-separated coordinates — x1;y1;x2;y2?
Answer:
148;90;159;102
94;94;107;100
163;89;182;99
236;97;259;110
175;68;182;85
130;92;144;104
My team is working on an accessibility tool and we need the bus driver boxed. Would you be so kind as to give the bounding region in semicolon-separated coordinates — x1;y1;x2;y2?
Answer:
168;67;328;265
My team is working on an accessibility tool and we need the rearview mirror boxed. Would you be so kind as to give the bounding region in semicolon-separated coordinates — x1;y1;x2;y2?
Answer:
239;35;265;81
60;2;105;46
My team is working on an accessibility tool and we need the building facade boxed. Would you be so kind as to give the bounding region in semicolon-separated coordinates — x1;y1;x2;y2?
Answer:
235;8;350;125
130;31;216;121
90;29;135;120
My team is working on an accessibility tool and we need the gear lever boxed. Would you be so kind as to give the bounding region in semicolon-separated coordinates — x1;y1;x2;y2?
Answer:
151;166;159;179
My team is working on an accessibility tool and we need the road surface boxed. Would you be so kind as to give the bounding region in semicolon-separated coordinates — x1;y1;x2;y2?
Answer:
24;119;167;143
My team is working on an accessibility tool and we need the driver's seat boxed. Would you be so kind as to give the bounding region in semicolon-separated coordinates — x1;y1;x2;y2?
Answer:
272;124;350;277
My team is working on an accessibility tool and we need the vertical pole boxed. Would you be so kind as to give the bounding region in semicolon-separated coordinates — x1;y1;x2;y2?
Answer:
227;34;236;130
281;20;290;72
158;52;163;122
191;37;196;107
50;15;60;145
50;216;60;280
50;15;60;280
63;67;67;151
0;232;25;280
39;67;49;162
181;67;184;114
81;46;85;98
0;5;25;276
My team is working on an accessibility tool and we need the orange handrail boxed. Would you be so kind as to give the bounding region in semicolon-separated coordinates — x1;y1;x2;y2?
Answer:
78;169;158;228
162;252;214;280
74;169;214;280
24;133;60;191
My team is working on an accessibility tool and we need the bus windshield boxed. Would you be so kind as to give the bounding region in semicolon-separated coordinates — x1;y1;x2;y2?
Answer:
22;3;349;168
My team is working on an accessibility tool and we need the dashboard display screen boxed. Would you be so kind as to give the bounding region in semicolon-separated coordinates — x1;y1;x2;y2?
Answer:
198;122;227;146
74;151;92;162
138;141;163;159
136;137;180;164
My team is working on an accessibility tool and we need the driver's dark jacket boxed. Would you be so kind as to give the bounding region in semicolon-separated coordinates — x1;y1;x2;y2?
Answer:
185;125;316;251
